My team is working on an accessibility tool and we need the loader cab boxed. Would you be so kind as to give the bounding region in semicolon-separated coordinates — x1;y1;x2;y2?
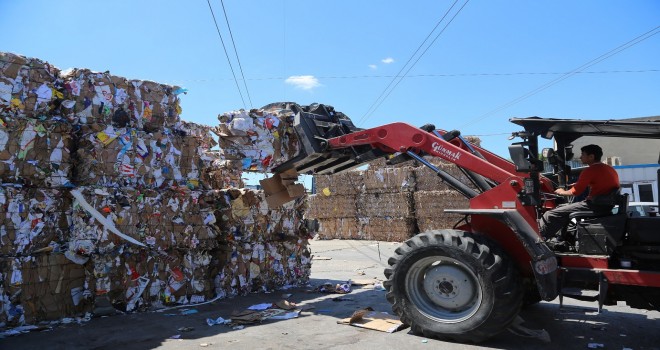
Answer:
510;117;660;257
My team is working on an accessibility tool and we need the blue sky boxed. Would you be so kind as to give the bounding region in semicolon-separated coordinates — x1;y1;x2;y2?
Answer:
2;1;659;185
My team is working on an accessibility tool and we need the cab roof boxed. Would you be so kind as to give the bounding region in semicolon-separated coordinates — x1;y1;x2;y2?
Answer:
510;117;660;143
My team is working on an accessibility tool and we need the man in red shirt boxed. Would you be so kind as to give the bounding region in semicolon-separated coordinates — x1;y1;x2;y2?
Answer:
539;144;620;242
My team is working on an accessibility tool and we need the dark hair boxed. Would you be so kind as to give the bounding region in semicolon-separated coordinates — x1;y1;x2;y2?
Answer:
581;144;603;161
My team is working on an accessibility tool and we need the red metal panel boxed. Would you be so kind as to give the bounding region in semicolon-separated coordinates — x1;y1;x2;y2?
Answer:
603;270;660;288
328;123;518;184
559;255;609;269
470;215;533;276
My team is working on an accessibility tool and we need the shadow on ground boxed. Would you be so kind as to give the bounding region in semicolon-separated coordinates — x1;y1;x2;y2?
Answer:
0;278;394;350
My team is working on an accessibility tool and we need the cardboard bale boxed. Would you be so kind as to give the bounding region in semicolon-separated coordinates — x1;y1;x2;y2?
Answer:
1;254;91;327
362;167;415;193
0;187;71;256
70;187;224;252
357;192;414;218
315;170;363;196
314;218;361;240
0;119;74;187
413;190;468;217
58;69;184;130
0;52;62;120
201;156;244;189
217;108;300;173
414;162;474;192
359;217;415;242
416;216;465;232
74;123;217;189
306;193;357;219
211;190;311;297
414;190;469;232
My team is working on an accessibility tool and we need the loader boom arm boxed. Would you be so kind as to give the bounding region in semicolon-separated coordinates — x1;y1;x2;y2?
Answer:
327;122;518;184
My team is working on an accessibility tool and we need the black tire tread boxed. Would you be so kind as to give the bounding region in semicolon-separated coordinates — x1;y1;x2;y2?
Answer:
385;229;522;343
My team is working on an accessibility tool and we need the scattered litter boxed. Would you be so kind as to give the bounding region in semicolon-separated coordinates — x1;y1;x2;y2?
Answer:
179;309;199;315
507;316;551;343
356;270;366;275
200;343;210;347
230;301;301;324
169;334;182;339
421;339;428;343
207;316;231;326
248;303;273;311
275;300;297;310
270;310;301;320
177;327;194;332
351;279;378;286
587;343;604;349
620;334;627;337
232;325;245;330
373;282;386;291
0;325;45;338
338;307;406;333
315;281;352;294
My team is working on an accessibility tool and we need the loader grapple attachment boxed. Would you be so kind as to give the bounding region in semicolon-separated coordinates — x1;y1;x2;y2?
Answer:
270;103;384;175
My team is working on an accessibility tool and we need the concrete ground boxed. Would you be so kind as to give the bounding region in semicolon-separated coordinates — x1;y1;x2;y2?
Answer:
1;239;658;350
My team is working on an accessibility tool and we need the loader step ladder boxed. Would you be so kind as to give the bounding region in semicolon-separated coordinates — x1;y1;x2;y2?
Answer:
559;267;609;313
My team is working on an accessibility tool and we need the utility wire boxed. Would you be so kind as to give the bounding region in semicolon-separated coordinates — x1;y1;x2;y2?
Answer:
206;0;247;109
359;0;470;125
358;0;461;124
363;0;471;124
162;69;659;84
2;57;655;81
220;0;253;109
459;25;660;129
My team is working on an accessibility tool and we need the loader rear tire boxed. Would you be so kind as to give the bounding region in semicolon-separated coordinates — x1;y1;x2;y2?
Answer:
384;229;522;343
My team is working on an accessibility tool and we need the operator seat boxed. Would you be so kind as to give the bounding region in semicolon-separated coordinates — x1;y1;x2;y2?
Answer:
568;192;629;253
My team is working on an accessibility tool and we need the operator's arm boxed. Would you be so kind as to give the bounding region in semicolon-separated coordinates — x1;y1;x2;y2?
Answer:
554;167;591;196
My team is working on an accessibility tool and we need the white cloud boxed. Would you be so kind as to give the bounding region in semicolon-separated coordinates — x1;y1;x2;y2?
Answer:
368;64;377;70
285;75;321;90
381;57;394;64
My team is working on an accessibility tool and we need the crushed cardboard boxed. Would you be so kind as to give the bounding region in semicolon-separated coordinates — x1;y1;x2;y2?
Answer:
338;308;406;333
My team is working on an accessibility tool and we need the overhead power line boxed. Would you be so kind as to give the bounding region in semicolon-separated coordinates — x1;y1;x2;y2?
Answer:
359;0;470;125
220;0;253;109
359;0;461;123
459;25;660;129
206;0;247;109
162;69;659;84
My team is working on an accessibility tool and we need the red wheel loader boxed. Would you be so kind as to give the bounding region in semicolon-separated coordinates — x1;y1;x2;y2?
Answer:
262;102;660;342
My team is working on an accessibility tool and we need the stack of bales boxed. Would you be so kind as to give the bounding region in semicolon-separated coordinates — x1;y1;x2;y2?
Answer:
308;167;418;242
0;52;311;330
357;167;416;241
308;154;479;242
413;159;472;232
0;53;83;326
306;171;363;239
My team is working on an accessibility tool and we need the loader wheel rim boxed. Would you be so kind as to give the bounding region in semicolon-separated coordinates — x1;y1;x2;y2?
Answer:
406;256;483;323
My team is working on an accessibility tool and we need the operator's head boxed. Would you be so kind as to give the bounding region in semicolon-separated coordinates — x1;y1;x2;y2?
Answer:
580;144;603;163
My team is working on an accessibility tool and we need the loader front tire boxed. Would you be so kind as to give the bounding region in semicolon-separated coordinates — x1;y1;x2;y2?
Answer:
384;230;522;343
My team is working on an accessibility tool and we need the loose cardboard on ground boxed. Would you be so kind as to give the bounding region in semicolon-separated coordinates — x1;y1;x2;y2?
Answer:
338;310;406;333
350;279;379;286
